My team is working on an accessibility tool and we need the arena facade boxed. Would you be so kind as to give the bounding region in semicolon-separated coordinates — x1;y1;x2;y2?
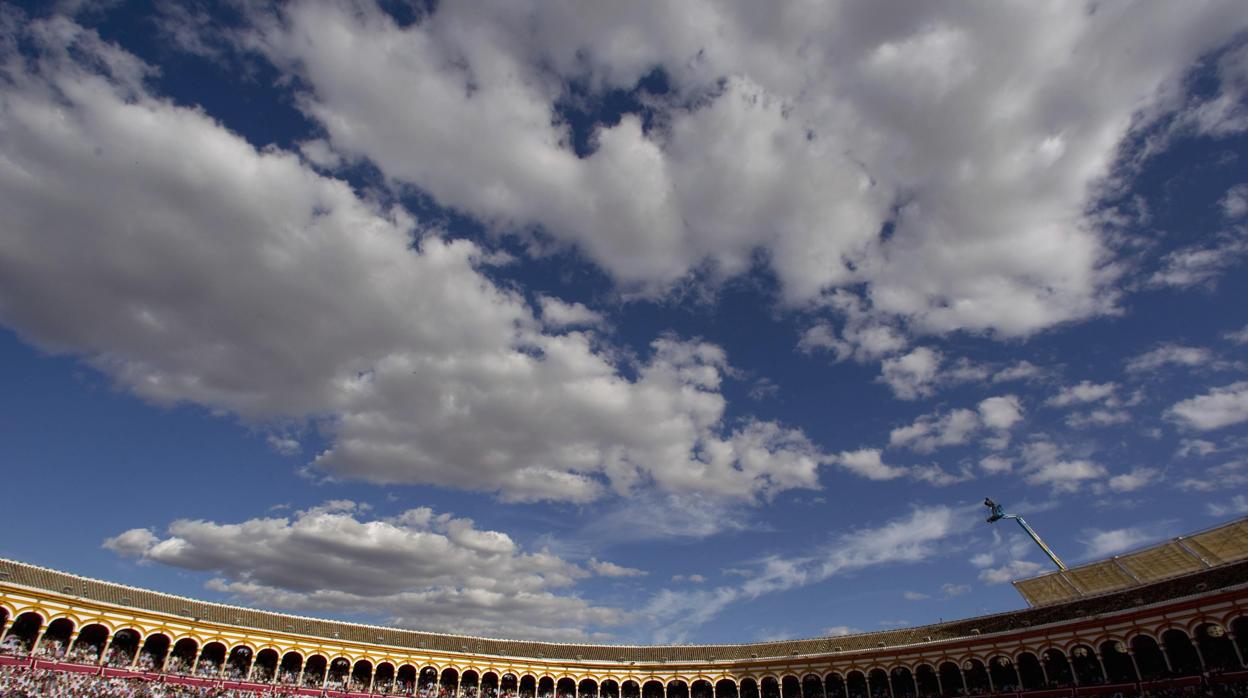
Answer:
1;519;1245;697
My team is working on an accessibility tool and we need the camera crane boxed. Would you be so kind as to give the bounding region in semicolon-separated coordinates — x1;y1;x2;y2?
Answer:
983;497;1067;571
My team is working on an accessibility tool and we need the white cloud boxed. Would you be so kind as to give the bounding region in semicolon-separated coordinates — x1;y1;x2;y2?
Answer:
1226;325;1248;345
1026;459;1108;492
1222;184;1248;219
835;448;908;481
798;291;907;363
1177;438;1219;457
1080;526;1158;558
979;455;1013;474
643;506;966;641
537;295;606;329
978;395;1024;430
236;0;1248;340
1106;467;1162;493
1178;460;1248;492
879;347;943;400
0;17;829;504
1148;231;1248;290
1168;381;1248;431
940;582;971;598
1064;409;1131;429
978;559;1045;585
1046;381;1118;407
993;361;1048;384
823;625;859;637
671;574;706;584
902;591;929;601
889;408;980;452
588;559;647;578
104;501;621;640
1125;344;1213;373
1207;495;1248;517
265;434;301;456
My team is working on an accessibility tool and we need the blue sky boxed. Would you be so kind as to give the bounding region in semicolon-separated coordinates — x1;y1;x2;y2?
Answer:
1;0;1247;645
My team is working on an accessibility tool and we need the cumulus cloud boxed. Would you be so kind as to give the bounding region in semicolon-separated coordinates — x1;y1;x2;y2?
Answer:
1018;439;1108;492
1223;184;1248;219
1125;344;1214;373
1207;495;1248;517
1168;382;1248;431
537;295;606;329
978;395;1024;431
1046;381;1118;407
233;0;1248;340
889;408;980;453
1080;526;1164;559
1147;231;1248;290
588;559;647;578
1226;325;1248;345
643;505;967;641
979;559;1045;584
1105;467;1163;493
0;16;830;504
103;501;624;640
835;448;908;481
879;347;943;400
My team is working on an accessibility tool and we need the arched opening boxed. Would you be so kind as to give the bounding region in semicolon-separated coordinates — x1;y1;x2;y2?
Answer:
670;680;690;698
937;663;961;697
761;677;780;698
397;665;418;695
0;608;7;641
890;667;915;698
443;668;462;697
961;660;988;695
1069;644;1103;685
39;618;74;658
278;651;303;685
558;677;577;698
1131;636;1167;680
914;665;939;698
138;633;170;671
1016;652;1044;691
197;641;227;677
482;671;499;698
167;638;198;674
376;662;396;694
327;657;351;689
351;659;374;692
463;670;481;698
987;656;1017;692
303;655;328;688
846;671;868;698
867;669;889;698
1162;628;1202;676
252;648;278;683
539;676;557;698
1041;649;1073;687
740;678;760;698
582;679;601;698
691;680;712;698
825;674;847;698
803;674;825;698
520;675;538;698
781;676;801;698
106;629;141;667
1196;623;1241;672
501;673;520;698
1098;641;1136;683
423;668;442;695
2;612;42;655
622;680;641;698
716;679;739;698
71;623;109;663
1233;617;1248;664
602;679;620;698
224;645;253;680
